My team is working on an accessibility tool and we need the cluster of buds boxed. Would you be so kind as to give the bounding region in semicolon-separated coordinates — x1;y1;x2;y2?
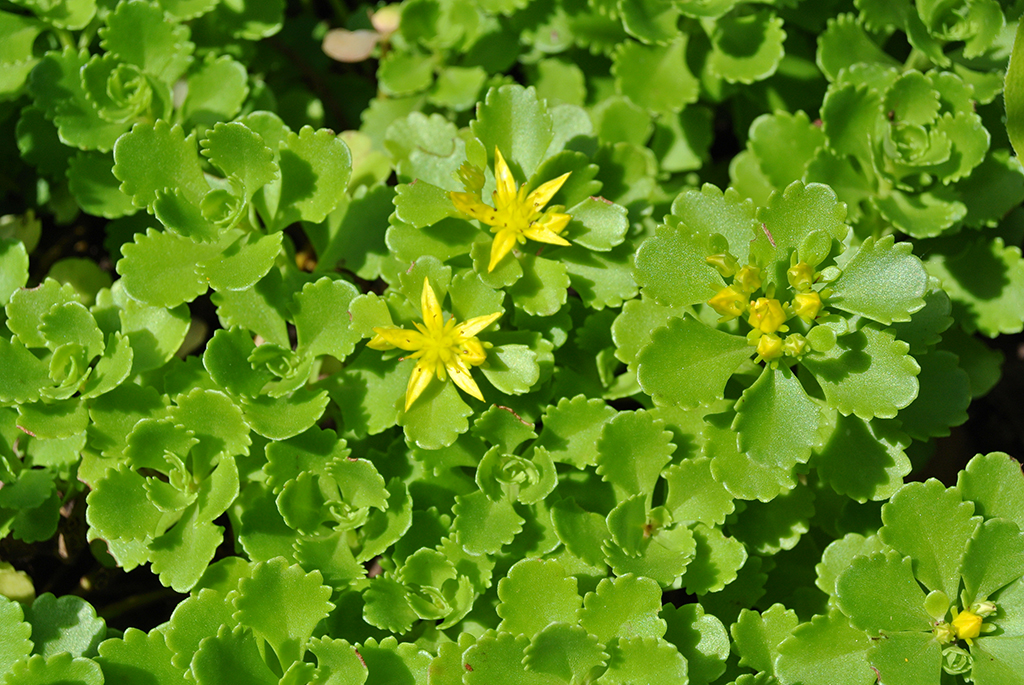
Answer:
706;252;827;363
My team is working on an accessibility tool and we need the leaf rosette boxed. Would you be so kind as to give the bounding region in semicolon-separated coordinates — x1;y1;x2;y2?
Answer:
626;181;931;501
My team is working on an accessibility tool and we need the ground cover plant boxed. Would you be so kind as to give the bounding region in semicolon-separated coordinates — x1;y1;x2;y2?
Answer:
2;0;1024;683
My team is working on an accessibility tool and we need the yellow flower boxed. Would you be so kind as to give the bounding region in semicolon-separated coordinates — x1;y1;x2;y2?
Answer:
756;333;783;362
368;277;502;410
951;608;983;645
450;147;572;272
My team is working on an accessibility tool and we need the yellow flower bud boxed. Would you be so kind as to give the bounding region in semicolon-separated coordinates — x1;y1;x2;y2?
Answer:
952;609;983;642
748;298;787;334
788;261;816;291
792;291;823;323
708;286;747;320
706;253;739;277
734;265;762;293
756;333;783;361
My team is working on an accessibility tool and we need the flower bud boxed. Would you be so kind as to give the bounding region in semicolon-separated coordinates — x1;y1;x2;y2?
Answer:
706;252;739;277
708;286;747;320
952;609;983;641
456;161;486;194
792;291;823;323
756;333;783;361
782;334;808;357
734;265;762;293
748;297;787;334
787;261;816;291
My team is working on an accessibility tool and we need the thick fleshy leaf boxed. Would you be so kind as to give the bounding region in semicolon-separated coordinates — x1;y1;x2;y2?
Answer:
612;37;699;114
113;121;208;208
633;217;724;307
830;236;928;325
95;627;187;685
961;519;1024;604
496;559;581;637
880;479;980;599
775;609;874;685
681;523;746;594
100;0;193;81
471;85;553;179
636;316;750;408
579;575;666;644
706;11;786;85
24;593;106;658
733;365;822;476
234;558;334;667
800;325;920;420
814;414;911;503
729;485;815;555
660;603;729;685
731;604;798;676
182;56;249;129
835;551;931;633
957;452;1024;530
191;626;279;685
595;409;674;499
594;637;687;684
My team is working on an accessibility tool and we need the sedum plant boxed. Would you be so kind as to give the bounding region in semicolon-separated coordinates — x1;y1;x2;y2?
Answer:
1;0;1024;684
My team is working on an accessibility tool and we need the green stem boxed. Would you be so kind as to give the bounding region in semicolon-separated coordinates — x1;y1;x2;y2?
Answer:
903;48;932;73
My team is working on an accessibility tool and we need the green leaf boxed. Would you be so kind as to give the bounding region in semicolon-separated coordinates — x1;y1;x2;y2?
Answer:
39;300;103;357
829;236;927;324
24;593;106;658
506;255;569;317
836;551;931;633
705;411;796;502
234;558;334;667
896;350;970;441
241;388;330;440
612;37;699;114
95;628;187;685
595;409;675;499
551;499;612;568
664;457;736;526
619;0;681;44
453;490;524;555
958;452;1024;530
310;185;394;281
472;404;537;454
85;465;162;542
799;325;920;420
775;609;875;685
633;217;724;307
561;243;638;311
748;112;825;191
660;603;729;685
579;575;666;644
113;120;208;208
636;316;751;408
0;338;52;405
191;625;279;685
462;632;546;685
307;637;368;685
17;398;88;440
706;11;786;85
817;13;900;81
378;50;436;97
733;365;822;477
814;414;912;503
1006;18;1024;157
612;297;688;369
497;559;581;637
198;232;283;293
361;576;416;634
480;344;540;395
729;485;815;555
4;653;104;685
292;277;360;361
751;182;849;281
961;519;1024;604
594;637;687;684
816;533;888;597
182;56;249;129
607;494;648;557
29;48;129;152
149;508;224;592
100;0;193;82
201;122;278;199
211;270;291;348
398;378;473;450
681;523;747;594
566;197;628;252
972;635;1024;685
880;479;980;599
923;235;1024;337
524;623;608;683
471;85;553;179
259;126;352;230
731;604;798;676
328;348;404;439
194;0;283;40
67;152;138;220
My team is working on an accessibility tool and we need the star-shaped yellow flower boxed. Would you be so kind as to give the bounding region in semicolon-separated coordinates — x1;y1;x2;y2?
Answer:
367;277;502;410
450;148;572;272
